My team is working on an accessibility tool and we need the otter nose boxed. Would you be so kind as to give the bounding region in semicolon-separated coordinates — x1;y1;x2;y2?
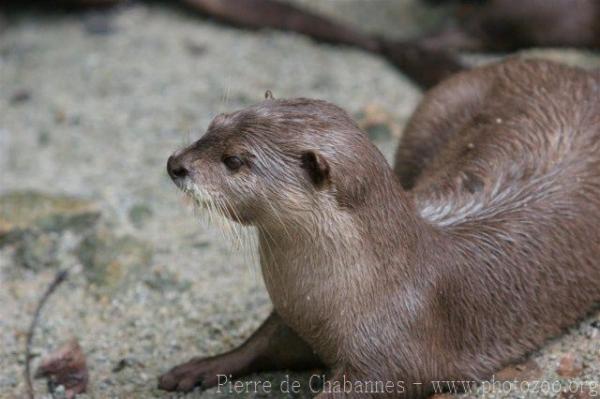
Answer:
167;155;189;180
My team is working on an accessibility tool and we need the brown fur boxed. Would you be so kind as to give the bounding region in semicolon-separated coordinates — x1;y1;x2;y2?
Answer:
161;58;600;398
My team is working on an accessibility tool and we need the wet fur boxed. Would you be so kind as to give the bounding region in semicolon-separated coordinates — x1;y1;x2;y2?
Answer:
161;58;600;398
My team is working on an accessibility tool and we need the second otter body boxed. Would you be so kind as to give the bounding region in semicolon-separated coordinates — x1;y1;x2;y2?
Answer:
160;59;600;398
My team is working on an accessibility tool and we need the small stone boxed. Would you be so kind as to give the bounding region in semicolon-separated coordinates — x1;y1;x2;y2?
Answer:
128;203;153;228
51;385;68;399
112;359;129;373
495;359;542;381
9;89;31;105
76;228;152;289
356;103;402;140
557;353;584;378
14;231;59;271
192;241;210;249
184;39;207;56
38;130;51;147
143;268;191;292
35;338;88;399
586;328;598;339
560;386;594;399
54;109;67;124
112;357;144;373
365;123;392;141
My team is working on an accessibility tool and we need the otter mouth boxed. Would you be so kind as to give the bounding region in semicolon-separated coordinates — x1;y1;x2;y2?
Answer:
167;154;246;224
173;177;245;224
177;178;214;209
167;154;213;208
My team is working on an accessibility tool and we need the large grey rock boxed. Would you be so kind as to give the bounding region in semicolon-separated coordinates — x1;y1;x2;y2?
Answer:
0;191;101;271
0;191;100;247
76;228;153;290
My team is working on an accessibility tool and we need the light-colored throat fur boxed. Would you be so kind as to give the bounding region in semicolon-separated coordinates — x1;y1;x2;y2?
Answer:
255;180;430;366
257;202;365;344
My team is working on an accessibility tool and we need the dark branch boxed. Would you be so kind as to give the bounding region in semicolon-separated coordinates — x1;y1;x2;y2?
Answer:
24;270;69;399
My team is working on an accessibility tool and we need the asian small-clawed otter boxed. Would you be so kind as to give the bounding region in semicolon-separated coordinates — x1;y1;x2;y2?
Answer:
159;58;600;398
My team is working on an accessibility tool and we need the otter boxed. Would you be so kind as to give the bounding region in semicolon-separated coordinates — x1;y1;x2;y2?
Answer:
159;58;600;398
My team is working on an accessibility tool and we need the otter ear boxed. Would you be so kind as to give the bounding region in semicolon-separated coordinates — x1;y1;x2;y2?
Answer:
301;151;329;188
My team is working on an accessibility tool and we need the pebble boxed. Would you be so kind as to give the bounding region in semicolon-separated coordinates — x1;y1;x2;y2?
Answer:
9;89;31;105
495;359;543;381
557;353;584;378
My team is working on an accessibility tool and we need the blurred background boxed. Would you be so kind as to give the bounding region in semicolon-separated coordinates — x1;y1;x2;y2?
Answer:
1;1;599;398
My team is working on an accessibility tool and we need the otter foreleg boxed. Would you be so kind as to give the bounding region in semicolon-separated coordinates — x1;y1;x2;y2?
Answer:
158;311;323;392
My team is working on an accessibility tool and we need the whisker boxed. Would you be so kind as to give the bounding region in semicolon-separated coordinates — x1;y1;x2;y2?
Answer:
222;195;260;274
182;181;264;280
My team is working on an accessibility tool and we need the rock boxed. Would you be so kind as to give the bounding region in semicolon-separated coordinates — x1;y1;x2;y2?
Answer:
38;130;51;147
0;192;101;271
128;203;153;228
585;327;598;339
560;386;594;399
35;338;88;399
76;228;152;289
355;103;403;141
14;231;61;270
112;357;145;373
0;191;100;247
49;385;68;399
365;123;392;142
495;359;543;381
183;39;207;57
557;353;584;378
143;267;191;292
54;109;67;124
9;89;31;105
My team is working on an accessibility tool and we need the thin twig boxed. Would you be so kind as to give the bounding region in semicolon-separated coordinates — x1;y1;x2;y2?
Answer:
24;269;69;399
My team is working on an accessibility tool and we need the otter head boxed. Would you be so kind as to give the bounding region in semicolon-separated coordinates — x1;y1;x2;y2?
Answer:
167;98;390;230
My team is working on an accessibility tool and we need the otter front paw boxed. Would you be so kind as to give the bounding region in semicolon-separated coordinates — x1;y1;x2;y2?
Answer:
158;356;228;392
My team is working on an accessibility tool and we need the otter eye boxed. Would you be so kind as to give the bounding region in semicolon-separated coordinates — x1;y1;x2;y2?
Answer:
223;156;243;171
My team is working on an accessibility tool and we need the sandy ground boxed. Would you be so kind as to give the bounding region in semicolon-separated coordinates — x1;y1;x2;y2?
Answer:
1;1;600;398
